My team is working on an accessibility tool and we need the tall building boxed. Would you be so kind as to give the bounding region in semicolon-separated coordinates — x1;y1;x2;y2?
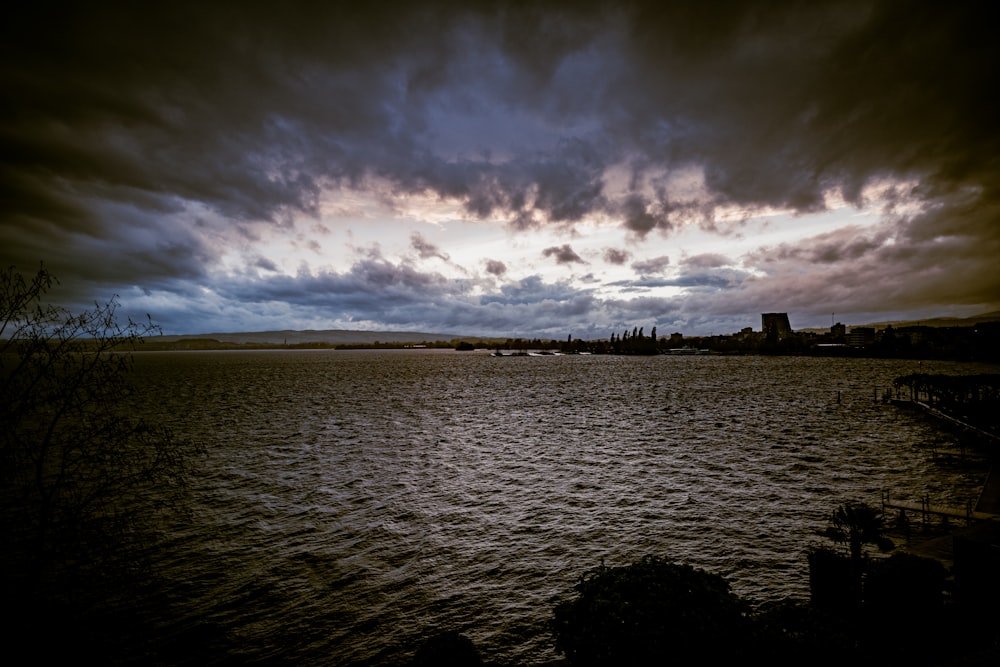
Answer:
762;313;792;342
847;327;875;347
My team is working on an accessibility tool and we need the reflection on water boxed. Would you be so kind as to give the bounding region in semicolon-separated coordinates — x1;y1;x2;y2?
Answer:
131;350;992;665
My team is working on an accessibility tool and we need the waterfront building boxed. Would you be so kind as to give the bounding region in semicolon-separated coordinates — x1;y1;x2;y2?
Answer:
762;313;793;342
847;327;875;347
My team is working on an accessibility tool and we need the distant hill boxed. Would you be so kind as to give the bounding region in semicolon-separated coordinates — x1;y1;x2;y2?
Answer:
798;311;1000;334
867;311;1000;329
151;329;466;345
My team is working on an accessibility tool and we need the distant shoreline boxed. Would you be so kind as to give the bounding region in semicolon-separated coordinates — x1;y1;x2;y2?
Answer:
136;338;493;352
133;314;1000;361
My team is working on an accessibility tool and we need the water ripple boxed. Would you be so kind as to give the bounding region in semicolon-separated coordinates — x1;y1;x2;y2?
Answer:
131;350;993;665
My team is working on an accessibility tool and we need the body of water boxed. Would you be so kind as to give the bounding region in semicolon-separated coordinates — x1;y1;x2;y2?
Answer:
129;350;993;665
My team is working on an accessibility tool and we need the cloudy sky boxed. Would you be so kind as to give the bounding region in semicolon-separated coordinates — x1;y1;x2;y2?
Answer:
3;1;998;338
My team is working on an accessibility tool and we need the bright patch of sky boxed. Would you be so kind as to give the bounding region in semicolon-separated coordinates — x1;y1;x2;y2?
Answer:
222;180;888;298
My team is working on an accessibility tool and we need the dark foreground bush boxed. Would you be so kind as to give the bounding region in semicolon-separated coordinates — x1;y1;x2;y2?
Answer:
752;601;860;666
410;630;483;666
865;552;946;617
552;555;751;665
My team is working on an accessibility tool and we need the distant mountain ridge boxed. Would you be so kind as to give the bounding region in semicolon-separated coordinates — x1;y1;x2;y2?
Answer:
798;311;1000;333
153;329;466;345
862;311;1000;329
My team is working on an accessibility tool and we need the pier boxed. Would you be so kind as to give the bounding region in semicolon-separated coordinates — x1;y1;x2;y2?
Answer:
884;374;1000;523
881;490;998;525
889;398;1000;444
888;373;1000;445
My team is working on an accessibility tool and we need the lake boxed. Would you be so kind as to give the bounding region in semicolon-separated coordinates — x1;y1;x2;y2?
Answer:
129;350;993;665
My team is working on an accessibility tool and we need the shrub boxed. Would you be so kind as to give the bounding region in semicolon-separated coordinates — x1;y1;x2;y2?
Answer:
552;555;751;665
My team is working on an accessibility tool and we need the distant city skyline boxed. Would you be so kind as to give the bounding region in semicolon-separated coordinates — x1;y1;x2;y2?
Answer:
149;309;998;347
3;3;999;337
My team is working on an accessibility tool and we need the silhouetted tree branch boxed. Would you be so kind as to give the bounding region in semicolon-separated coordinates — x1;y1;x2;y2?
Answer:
1;264;198;652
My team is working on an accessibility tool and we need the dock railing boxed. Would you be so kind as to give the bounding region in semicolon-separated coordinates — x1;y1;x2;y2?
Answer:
881;490;995;525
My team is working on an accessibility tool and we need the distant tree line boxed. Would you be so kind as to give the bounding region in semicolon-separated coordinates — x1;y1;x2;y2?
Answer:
604;326;660;355
137;320;1000;362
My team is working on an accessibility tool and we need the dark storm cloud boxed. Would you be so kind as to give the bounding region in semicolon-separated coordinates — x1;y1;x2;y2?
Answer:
204;257;609;337
622;2;1000;205
611;265;750;292
603;248;631;265
410;232;450;262
253;256;279;272
484;259;508;276
542;244;585;265
219;253;454;322
2;1;998;332
753;226;892;266
489;275;588;306
620;193;672;238
739;196;1000;317
8;3;997;232
670;268;749;290
631;255;671;275
681;254;731;270
7;199;217;310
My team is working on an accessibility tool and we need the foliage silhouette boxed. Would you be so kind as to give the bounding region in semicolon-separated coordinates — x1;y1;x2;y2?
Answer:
552;555;751;665
813;502;894;612
751;601;859;666
822;502;893;564
0;264;198;661
410;630;483;666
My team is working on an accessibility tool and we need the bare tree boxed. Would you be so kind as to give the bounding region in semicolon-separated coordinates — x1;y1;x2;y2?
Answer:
1;265;196;635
